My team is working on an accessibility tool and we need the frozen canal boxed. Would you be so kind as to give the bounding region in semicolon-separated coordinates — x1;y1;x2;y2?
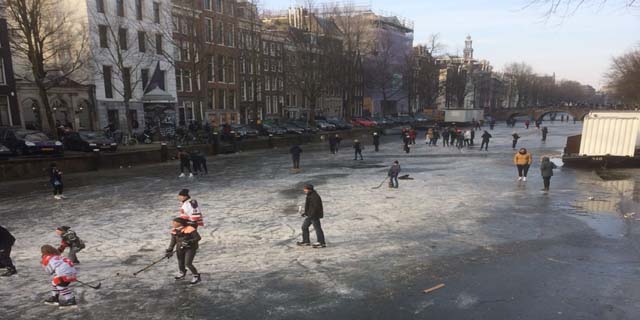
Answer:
2;121;640;319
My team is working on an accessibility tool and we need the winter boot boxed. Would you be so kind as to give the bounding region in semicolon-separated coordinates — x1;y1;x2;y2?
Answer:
296;242;311;247
0;268;17;277
189;173;194;178
58;297;77;308
522;177;527;182
312;243;326;248
174;272;186;280
54;195;62;200
179;173;185;178
44;295;60;306
189;274;201;285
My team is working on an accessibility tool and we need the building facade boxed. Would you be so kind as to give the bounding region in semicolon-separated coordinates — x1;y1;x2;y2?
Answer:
0;0;20;127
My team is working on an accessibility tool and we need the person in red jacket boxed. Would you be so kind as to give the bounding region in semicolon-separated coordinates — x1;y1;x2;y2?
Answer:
177;189;204;228
41;244;78;308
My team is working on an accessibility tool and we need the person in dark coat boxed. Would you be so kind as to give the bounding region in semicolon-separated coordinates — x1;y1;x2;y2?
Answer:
328;135;337;154
49;163;64;200
540;157;558;192
470;129;475;146
56;226;85;264
190;150;208;176
541;127;549;142
372;132;380;152
290;145;303;169
403;134;411;153
353;140;363;160
297;184;326;248
512;132;520;150
177;147;193;178
165;217;202;284
441;129;450;147
0;225;17;276
388;160;401;188
480;131;492;151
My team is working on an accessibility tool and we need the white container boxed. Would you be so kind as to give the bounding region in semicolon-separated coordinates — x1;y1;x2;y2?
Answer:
444;109;484;123
579;112;640;157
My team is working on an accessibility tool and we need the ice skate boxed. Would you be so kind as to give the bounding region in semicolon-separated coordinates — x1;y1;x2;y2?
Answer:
517;177;522;181
189;274;201;285
189;173;194;178
174;272;186;280
0;268;17;277
312;243;326;248
523;177;527;182
296;241;311;247
178;173;185;178
44;295;59;306
58;297;77;309
54;195;62;200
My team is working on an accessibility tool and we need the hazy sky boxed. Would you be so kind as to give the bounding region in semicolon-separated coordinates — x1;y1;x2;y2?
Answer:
264;0;640;89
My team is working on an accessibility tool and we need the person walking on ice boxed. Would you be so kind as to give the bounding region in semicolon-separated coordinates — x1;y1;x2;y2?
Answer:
41;245;78;308
388;161;401;189
353;139;363;160
49;163;64;200
290;145;303;170
56;226;85;264
297;184;326;248
540;157;558;192
512;131;520;150
165;217;202;284
514;148;533;181
372;132;380;152
480;131;492;151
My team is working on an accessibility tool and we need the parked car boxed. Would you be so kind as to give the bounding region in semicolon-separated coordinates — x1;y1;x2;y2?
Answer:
231;125;259;139
352;118;377;127
63;131;118;152
326;118;353;130
385;116;401;125
0;143;11;160
0;127;64;156
397;115;416;125
316;120;337;131
282;122;305;135
291;121;318;134
372;117;392;126
414;114;430;122
260;123;287;136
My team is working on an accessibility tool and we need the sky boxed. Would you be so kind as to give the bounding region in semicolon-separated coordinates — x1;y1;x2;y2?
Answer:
264;0;640;89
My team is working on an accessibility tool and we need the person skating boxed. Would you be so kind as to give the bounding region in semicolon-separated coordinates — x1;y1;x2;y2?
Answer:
541;127;549;142
409;128;417;145
388;161;401;189
512;132;520;150
56;226;85;264
353;140;363;160
0;225;17;277
480;131;492;151
426;129;434;146
177;147;193;178
524;120;530;129
403;134;411;153
470;129;475;146
463;130;471;147
442;129;450;147
514;148;533;181
335;134;342;153
297;184;326;248
165;217;202;284
49;163;64;200
328;135;337;154
41;245;78;307
290;145;303;170
372;132;380;152
540;156;558;192
432;129;440;146
177;189;204;228
190;151;208;176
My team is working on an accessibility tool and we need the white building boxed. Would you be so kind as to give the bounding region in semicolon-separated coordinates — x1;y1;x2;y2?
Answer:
79;0;177;134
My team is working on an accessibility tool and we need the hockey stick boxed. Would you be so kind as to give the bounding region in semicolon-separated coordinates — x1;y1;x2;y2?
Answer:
133;253;172;276
372;177;389;189
76;280;101;290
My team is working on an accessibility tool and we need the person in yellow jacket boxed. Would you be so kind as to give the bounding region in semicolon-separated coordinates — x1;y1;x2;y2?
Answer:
514;148;533;181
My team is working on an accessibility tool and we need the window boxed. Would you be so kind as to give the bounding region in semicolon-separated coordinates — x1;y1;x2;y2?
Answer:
226;25;234;47
118;28;128;50
141;69;149;91
266;96;271;114
216;21;224;45
98;25;108;48
175;70;182;92
0;96;10;126
218;89;225;109
116;0;125;17
136;0;143;20
240;81;246;101
204;0;212;10
103;66;113;98
183;70;192;92
123;67;131;98
207;88;214;109
227;57;235;83
265;76;270;91
180;41;189;61
278;61;283;72
216;55;224;83
0;58;5;84
263;59;269;71
215;0;222;12
205;18;213;42
155;34;162;54
96;0;105;13
228;90;235;110
270;43;275;56
138;31;146;52
207;56;214;82
153;2;160;23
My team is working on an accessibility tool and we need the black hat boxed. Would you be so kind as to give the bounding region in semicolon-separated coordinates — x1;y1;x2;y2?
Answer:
172;217;188;226
178;189;190;197
303;184;314;191
56;226;70;232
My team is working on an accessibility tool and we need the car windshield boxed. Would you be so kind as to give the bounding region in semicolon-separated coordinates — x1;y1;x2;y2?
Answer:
80;131;107;139
16;131;50;141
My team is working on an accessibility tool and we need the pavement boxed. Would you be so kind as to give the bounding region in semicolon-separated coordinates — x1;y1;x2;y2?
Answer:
1;121;640;319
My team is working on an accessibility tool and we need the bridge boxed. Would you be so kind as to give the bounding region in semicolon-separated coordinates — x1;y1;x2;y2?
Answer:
486;107;595;122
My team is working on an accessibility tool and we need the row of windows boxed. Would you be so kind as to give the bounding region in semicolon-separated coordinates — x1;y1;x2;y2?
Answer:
265;95;284;115
206;88;236;110
96;0;161;23
102;65;163;99
0;58;6;85
98;26;163;54
204;18;235;47
264;76;284;92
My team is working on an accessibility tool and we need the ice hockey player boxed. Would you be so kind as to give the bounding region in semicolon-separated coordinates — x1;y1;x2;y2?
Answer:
177;189;204;228
165;217;202;284
56;226;85;264
296;184;326;248
41;244;78;308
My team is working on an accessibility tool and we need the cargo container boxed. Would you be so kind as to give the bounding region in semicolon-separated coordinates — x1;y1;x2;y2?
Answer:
563;111;640;168
444;109;484;124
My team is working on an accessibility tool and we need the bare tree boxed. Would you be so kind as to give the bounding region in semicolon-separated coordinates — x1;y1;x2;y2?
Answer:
504;62;535;108
403;34;442;113
364;31;405;115
607;48;640;105
7;0;87;138
529;0;638;17
238;0;263;124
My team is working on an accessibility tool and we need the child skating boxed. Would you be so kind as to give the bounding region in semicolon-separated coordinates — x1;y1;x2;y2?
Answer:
41;244;78;308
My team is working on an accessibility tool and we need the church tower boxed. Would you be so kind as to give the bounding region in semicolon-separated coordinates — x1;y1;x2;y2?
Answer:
463;35;474;61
